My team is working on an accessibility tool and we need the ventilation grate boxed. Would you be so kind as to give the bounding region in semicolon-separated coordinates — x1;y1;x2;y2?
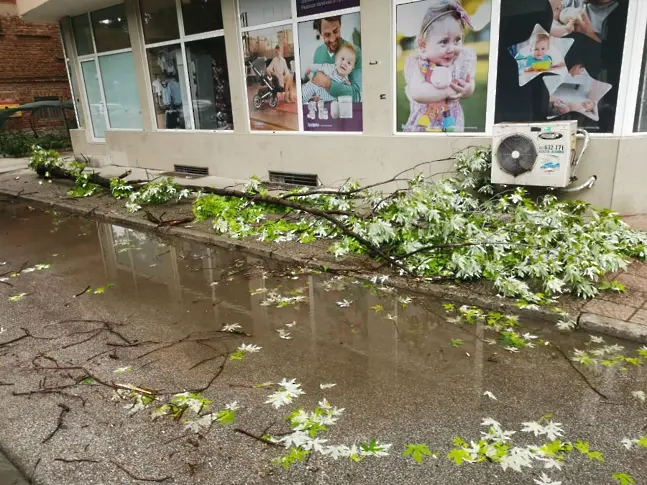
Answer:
268;171;319;187
173;164;209;176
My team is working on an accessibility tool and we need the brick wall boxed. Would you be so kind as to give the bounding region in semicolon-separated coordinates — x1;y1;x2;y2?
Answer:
0;9;73;133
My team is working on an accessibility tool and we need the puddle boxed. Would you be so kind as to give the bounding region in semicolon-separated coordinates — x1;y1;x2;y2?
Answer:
0;203;646;484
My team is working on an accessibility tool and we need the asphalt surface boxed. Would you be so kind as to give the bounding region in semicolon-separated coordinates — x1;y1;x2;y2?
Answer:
0;201;646;485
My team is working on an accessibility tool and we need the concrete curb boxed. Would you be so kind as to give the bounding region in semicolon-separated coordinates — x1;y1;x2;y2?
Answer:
0;449;29;485
5;186;646;344
579;313;647;344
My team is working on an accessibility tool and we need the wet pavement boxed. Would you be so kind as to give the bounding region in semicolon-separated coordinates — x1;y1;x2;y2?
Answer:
0;201;646;485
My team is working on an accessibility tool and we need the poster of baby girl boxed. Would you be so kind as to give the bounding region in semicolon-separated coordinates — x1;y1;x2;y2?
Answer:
396;0;492;133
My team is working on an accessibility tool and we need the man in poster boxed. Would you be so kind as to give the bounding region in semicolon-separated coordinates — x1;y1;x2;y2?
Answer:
309;16;362;104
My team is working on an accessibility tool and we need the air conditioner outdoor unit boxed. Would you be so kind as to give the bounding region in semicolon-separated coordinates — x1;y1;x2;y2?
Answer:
491;121;577;188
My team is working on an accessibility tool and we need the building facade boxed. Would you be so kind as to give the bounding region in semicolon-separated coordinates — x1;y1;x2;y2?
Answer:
15;0;647;215
0;0;71;132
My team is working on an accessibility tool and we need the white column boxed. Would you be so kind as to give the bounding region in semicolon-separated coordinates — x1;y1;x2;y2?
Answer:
221;0;251;134
359;1;393;136
124;0;154;132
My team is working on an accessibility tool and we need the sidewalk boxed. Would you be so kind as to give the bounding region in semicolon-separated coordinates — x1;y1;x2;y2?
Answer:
0;451;29;485
1;157;647;343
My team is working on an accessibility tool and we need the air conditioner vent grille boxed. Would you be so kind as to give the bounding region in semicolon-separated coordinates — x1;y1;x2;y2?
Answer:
268;171;319;187
173;165;209;176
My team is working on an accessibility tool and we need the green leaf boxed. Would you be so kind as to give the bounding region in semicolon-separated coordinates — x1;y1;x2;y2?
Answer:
80;377;95;385
612;473;636;485
229;350;245;361
403;444;433;464
371;304;384;313
599;281;626;293
447;448;472;465
636;436;647;449
215;409;237;425
450;338;464;348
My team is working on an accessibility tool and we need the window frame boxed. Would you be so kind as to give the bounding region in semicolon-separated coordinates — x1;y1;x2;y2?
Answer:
58;24;81;129
140;0;232;133
237;0;362;135
73;4;142;141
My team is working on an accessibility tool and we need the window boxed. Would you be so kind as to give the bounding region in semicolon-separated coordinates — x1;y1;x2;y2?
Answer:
394;0;492;134
239;0;362;133
140;0;234;131
494;0;628;134
71;4;143;139
635;20;647;132
90;4;131;53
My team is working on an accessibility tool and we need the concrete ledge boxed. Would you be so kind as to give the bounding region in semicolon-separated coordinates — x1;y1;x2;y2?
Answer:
0;449;29;485
579;313;647;344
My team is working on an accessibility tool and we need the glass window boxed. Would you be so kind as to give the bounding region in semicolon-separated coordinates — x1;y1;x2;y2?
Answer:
185;37;233;130
635;29;647;132
181;0;224;36
71;14;93;56
99;52;144;129
395;0;491;133
146;45;192;129
91;4;131;52
243;26;297;131
494;0;628;134
81;60;106;138
140;0;180;44
238;0;291;28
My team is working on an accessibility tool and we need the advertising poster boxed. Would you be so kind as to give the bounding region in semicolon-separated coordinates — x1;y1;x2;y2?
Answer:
395;0;492;133
495;0;628;133
243;26;298;131
298;11;362;132
296;0;360;18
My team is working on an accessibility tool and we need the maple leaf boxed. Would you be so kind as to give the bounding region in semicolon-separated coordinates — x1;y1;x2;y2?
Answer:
447;447;472;465
612;473;636;485
221;323;242;332
534;472;562;485
403;443;434;464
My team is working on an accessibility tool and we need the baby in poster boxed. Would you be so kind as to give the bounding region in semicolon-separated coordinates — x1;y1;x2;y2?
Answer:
402;0;476;133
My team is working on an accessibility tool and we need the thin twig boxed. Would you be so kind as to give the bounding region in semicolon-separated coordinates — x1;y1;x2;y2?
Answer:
42;403;70;444
112;461;172;482
61;329;103;349
234;428;282;447
73;285;91;298
54;458;100;464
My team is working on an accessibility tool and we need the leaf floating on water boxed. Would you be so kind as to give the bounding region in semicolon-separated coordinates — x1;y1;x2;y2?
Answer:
8;293;27;302
320;383;337;390
483;391;497;401
632;391;646;403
